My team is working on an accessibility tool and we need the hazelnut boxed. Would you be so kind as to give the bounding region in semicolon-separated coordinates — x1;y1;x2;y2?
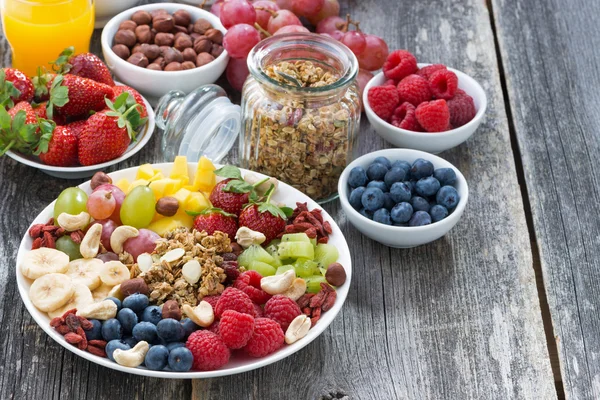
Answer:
131;10;152;26
182;48;197;62
134;24;152;44
181;61;196;70
155;197;179;216
173;9;191;27
154;56;165;68
193;18;212;35
118;20;137;31
164;61;182;71
127;52;149;68
151;28;157;42
196;52;215;67
139;43;160;61
154;32;174;47
162;300;181;320
147;63;162;71
325;263;346;286
190;32;202;41
188;23;195;33
163;47;183;64
90;171;112;190
172;25;188;34
205;28;223;44
150;8;169;19
174;34;193;51
131;44;142;54
112;44;130;60
120;278;150;296
211;43;224;58
193;36;211;54
114;29;136;48
153;14;174;33
222;252;237;261
230;242;243;255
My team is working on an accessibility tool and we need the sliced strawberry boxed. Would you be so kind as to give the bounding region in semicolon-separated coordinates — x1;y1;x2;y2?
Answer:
53;47;115;87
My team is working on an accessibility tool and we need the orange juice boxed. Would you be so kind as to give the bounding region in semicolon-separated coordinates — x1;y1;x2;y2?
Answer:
2;0;95;77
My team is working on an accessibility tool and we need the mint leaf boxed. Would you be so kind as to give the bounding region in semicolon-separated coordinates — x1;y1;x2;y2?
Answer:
186;207;236;217
214;165;243;180
258;202;287;219
280;206;294;218
224;179;253;194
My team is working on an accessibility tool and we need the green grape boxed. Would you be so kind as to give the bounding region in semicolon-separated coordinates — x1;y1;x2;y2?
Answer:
55;236;82;261
53;187;88;222
120;186;156;228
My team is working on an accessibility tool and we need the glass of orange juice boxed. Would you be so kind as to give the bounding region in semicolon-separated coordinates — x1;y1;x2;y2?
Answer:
1;0;95;77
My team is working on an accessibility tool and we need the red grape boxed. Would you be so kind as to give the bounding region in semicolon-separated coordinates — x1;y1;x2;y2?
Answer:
253;0;280;30
274;25;310;35
94;184;125;225
357;34;389;71
96;252;119;262
357;69;374;110
226;57;250;92
210;1;224;17
267;10;301;34
87;189;116;220
316;15;345;34
328;30;344;41
94;219;118;252
220;0;256;28
275;0;294;10
123;229;160;262
292;0;324;17
223;24;261;59
307;0;340;25
341;31;367;55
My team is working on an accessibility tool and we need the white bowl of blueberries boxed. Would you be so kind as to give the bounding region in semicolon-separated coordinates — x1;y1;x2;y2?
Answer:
338;149;468;248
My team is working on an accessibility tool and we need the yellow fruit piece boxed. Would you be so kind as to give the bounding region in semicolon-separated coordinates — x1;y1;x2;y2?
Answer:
149;178;175;200
136;164;155;180
164;179;183;196
170;156;190;184
131;179;149;188
193;166;216;193
183;184;200;192
115;178;132;194
172;188;192;206
147;214;194;236
151;212;164;223
148;172;165;182
185;192;210;214
198;156;215;171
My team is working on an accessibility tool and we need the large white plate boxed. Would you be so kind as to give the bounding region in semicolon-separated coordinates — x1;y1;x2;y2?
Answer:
16;162;352;378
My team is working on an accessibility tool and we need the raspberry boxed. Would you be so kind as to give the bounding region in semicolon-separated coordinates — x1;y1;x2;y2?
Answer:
214;287;255;319
186;330;230;371
202;295;221;309
415;100;451;132
447;92;476;128
383;79;397;87
396;74;431;106
367;85;399;121
263;295;302;331
383;50;418;81
233;270;272;305
243;318;284;358
208;320;220;334
253;303;264;318
219;310;255;349
428;69;458;100
416;64;447;80
391;102;422;131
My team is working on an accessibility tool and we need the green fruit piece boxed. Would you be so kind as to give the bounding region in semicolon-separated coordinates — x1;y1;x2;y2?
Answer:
281;233;310;243
54;187;88;222
314;243;339;269
120;186;156;228
249;260;277;277
276;265;295;275
265;244;283;267
306;275;328;293
278;241;314;260
294;258;318;278
310;237;317;247
55;236;82;261
238;244;275;268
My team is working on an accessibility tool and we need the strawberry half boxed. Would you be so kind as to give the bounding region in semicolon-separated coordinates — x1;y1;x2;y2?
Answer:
38;123;78;167
53;47;115;87
238;185;290;244
190;208;238;238
47;74;113;118
210;166;270;216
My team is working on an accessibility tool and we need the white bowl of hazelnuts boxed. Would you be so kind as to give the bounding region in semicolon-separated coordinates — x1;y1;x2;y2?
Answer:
101;2;229;103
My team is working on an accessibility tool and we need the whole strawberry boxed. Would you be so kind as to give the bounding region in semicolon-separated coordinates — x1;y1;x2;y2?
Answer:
32;101;66;125
192;208;238;238
0;68;34;106
0;103;39;155
53;47;115;87
47;74;113;118
38;124;78;167
111;86;147;118
210;166;269;216
8;101;37;124
238;186;288;244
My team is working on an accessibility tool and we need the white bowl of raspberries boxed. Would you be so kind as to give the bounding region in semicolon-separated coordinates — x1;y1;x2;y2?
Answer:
364;50;487;154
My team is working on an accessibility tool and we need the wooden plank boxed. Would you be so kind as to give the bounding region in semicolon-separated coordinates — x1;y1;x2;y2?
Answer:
492;0;600;398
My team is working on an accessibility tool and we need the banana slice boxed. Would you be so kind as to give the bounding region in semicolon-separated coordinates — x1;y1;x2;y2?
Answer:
99;261;130;286
29;273;74;312
92;283;114;302
21;248;70;280
65;259;103;291
48;283;94;319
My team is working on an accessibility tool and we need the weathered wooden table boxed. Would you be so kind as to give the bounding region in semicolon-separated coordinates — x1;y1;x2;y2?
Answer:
2;0;598;398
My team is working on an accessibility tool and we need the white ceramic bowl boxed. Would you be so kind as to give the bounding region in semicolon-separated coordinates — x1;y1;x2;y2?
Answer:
6;85;155;179
338;148;468;248
95;0;141;29
16;163;352;378
101;3;229;104
363;64;487;154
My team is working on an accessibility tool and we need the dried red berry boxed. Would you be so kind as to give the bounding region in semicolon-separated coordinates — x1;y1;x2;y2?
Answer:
88;339;107;348
29;224;44;238
78;317;93;331
64;332;83;344
321;291;337;312
55;325;71;335
65;314;81;331
50;317;64;327
87;345;107;357
31;237;43;250
61;308;77;319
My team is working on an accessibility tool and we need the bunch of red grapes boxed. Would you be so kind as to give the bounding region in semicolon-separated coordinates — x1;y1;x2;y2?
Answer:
211;0;389;96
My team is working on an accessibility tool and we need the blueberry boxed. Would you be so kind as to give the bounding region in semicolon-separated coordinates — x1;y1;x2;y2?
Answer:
373;208;392;225
409;158;434;180
106;297;122;311
373;156;392;169
122;293;149;313
410;196;431;212
101;318;123;341
166;341;186;351
85;319;102;341
117;308;138;334
391;160;411;173
144;345;169;371
436;186;460;209
106;339;130;362
391;202;413;223
348;166;368;188
349;186;366;210
168;347;194;372
383;192;395;210
403;181;415;194
433;168;457;186
359;208;374;219
157;318;186;342
181;318;200;338
142;306;163;325
361;187;385;211
367;180;388;192
408;211;432;226
133;321;158;343
366;162;389;181
430;204;449;222
415;177;441;197
384;167;407;188
389;182;411;203
121;336;138;348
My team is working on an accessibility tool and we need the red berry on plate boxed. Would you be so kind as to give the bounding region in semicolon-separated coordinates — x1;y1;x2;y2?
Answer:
38;125;78;167
396;74;432;106
238;203;287;245
186;330;230;371
2;68;34;104
214;287;255;319
234;270;272;305
367;85;399;121
383;50;417;81
416;64;447;80
50;74;114;118
264;295;302;331
53;48;115;87
447;90;476;128
415;99;451;132
209;178;250;216
219;310;255;349
428;69;458;100
111;85;148;118
391;102;422;131
7;101;37;124
192;208;238;238
243;317;284;357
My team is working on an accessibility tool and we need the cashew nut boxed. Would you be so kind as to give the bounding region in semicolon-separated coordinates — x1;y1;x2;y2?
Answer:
285;314;311;344
281;278;307;301
76;299;117;320
244;172;278;194
80;223;102;259
260;269;295;295
57;212;91;232
113;341;149;368
160;248;185;263
182;260;201;284
235;227;266;249
137;253;153;273
182;301;214;328
110;226;139;254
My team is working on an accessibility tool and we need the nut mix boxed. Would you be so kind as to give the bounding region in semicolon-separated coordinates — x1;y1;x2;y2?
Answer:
112;9;224;71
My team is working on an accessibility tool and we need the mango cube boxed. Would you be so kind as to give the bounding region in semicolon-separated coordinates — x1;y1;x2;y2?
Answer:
148;172;165;182
136;164;155;180
115;178;132;194
170;156;190;185
192;156;216;193
149;178;179;200
131;179;150;188
147;214;193;236
185;192;210;214
172;188;192;206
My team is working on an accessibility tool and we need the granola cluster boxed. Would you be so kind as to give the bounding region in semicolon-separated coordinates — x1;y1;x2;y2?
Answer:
265;60;339;88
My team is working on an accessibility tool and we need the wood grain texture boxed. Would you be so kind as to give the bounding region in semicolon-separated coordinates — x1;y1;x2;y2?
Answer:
492;0;600;398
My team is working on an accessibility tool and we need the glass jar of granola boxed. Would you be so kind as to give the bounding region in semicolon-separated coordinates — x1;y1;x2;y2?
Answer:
240;33;361;203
